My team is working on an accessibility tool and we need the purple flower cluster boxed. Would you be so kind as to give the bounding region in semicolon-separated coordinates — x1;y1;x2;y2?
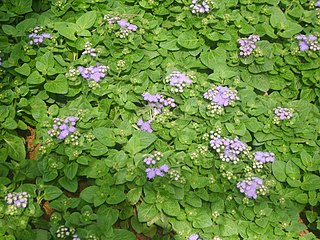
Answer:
204;86;239;115
316;0;320;7
237;177;266;199
82;42;96;57
274;107;293;123
56;226;80;239
48;116;79;140
137;92;176;132
253;151;275;169
188;234;200;240
295;34;320;52
210;132;248;163
143;152;169;180
165;71;193;93
5;192;30;208
105;15;137;38
77;64;109;82
29;26;51;45
190;0;210;14
238;35;260;56
137;119;153;133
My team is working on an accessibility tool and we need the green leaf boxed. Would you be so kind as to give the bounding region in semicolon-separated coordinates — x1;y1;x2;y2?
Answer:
162;199;180;217
180;97;198;115
64;162;78;180
272;160;286;182
15;63;31;76
112;229;135;240
55;22;78;41
4;134;26;161
2;25;18;36
80;186;100;203
27;71;45;84
92;127;116;147
127;187;142;205
192;212;213;228
44;75;68;94
124;132;157;155
220;218;238;236
90;141;108;156
285;160;300;180
270;7;286;29
106;188;126;204
58;176;78;192
138;202;158;222
200;47;226;70
43;185;63;200
301;174;320;191
177;31;200;49
76;11;97;29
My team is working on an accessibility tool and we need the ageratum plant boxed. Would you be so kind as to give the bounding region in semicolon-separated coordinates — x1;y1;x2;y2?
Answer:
0;0;320;239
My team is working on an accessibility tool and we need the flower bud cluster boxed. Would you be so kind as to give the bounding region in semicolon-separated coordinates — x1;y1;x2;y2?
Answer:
165;71;193;93
56;226;80;239
66;68;80;80
190;0;211;14
204;86;239;115
237;177;267;199
238;35;260;56
295;34;320;51
82;42;96;57
29;26;51;45
137;119;153;133
253;151;275;169
47;116;79;140
143;152;169;180
273;107;293;124
5;192;30;209
78;64;109;83
209;131;248;163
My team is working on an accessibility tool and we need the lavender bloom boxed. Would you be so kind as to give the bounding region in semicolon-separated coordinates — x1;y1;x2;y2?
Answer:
295;34;320;52
165;71;193;93
48;116;79;140
210;133;247;163
188;234;200;240
82;42;96;57
237;177;266;199
316;0;320;7
204;86;239;115
78;64;109;82
158;164;169;173
117;19;137;31
137;118;153;133
5;192;30;208
238;35;260;56
146;168;157;180
29;26;50;45
254;152;275;163
141;92;176;117
190;0;210;14
274;107;293;123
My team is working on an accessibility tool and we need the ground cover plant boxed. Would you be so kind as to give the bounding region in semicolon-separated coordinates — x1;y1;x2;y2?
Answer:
0;0;320;239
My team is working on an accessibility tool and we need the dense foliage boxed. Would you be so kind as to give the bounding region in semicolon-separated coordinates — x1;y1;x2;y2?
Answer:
0;0;320;239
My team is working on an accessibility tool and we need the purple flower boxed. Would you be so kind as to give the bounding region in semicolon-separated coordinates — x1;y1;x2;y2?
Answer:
295;34;320;52
165;71;193;93
274;107;293;121
237;177;265;199
5;192;30;208
158;164;169;173
29;26;50;45
48;116;79;140
189;234;200;240
78;64;108;82
254;152;275;163
316;0;320;7
190;0;210;14
238;35;260;56
82;42;96;57
146;168;157;180
137;118;153;133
